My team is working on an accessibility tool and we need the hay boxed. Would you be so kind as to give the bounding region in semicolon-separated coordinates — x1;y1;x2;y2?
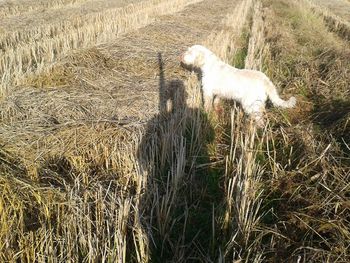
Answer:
0;0;203;96
0;0;89;18
305;0;350;41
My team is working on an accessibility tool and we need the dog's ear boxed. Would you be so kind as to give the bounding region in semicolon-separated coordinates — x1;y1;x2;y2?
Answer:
194;51;205;67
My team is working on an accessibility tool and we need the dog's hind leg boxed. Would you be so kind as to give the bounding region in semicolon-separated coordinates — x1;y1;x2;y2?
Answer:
243;101;265;126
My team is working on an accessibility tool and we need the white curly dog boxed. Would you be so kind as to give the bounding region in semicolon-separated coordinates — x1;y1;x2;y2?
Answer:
181;45;296;124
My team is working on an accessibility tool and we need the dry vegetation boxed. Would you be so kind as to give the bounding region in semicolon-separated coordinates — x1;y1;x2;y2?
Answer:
0;0;201;96
307;0;350;41
0;0;349;262
313;0;350;21
0;0;89;18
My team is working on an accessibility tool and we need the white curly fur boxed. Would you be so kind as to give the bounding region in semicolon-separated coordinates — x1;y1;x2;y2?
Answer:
181;45;296;124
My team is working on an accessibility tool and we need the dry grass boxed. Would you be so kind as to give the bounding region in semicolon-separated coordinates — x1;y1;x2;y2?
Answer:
1;0;349;262
214;2;350;261
0;0;254;261
312;0;350;21
305;0;350;41
0;0;202;96
0;0;89;18
231;0;350;261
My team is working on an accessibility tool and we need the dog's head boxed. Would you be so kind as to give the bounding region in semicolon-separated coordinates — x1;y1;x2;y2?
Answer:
181;45;211;68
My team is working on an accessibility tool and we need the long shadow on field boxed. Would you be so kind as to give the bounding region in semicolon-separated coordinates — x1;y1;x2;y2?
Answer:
137;53;221;261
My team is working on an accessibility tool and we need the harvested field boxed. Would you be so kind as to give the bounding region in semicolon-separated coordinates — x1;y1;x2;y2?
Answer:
314;0;350;21
307;0;350;41
0;0;349;262
0;0;202;95
0;0;91;18
0;0;253;261
0;0;249;163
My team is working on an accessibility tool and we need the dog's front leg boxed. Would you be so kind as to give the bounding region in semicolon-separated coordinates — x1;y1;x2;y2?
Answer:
203;93;213;112
202;75;215;112
213;96;223;114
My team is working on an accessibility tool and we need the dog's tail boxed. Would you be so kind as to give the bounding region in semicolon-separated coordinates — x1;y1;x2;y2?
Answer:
265;79;296;108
